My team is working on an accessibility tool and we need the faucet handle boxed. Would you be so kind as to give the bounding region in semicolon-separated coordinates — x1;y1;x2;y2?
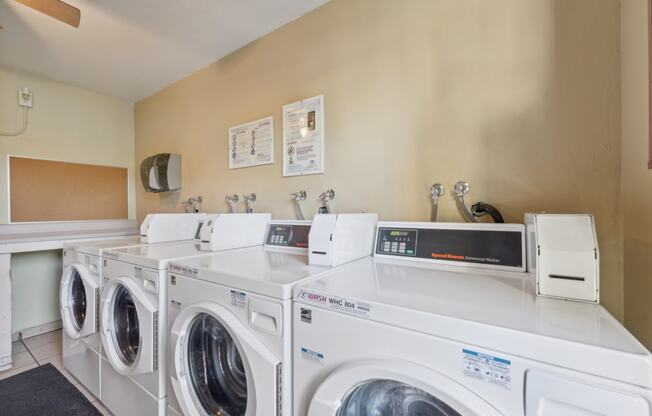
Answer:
453;181;470;197
320;189;335;202
291;190;307;201
431;184;445;201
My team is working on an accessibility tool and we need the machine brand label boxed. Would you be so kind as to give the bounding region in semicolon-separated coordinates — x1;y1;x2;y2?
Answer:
297;290;371;317
230;290;247;309
169;263;199;277
300;347;324;365
300;308;312;323
462;348;511;389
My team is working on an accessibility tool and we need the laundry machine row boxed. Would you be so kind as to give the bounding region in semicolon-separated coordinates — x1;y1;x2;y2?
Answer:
64;215;652;416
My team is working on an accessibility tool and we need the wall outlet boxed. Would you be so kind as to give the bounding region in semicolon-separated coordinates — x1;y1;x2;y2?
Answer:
18;87;33;108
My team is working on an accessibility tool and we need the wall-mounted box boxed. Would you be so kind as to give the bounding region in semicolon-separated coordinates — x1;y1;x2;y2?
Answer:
525;213;600;303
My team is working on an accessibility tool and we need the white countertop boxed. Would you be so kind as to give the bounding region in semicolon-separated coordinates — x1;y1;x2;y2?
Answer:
0;220;139;254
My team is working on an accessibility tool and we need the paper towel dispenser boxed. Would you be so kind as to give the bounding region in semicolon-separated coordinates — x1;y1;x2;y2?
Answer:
140;153;181;193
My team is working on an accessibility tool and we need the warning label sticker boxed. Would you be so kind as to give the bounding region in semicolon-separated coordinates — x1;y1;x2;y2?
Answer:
230;290;247;309
296;290;370;317
300;347;324;365
462;349;511;389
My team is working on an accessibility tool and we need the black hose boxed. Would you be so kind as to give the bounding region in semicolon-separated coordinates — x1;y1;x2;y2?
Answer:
471;202;504;223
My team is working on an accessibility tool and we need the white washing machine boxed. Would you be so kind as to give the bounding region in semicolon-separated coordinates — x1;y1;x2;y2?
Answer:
61;213;207;401
293;221;652;416
99;214;271;416
61;236;141;399
167;213;378;416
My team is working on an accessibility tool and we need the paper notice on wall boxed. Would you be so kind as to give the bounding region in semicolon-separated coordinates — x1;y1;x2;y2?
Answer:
282;95;324;176
228;116;274;169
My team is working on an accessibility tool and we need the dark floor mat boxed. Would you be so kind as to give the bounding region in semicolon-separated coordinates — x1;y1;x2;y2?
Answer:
0;363;100;415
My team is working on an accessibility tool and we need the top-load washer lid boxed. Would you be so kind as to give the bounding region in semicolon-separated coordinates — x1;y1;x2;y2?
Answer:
63;236;143;257
294;222;652;390
104;241;207;270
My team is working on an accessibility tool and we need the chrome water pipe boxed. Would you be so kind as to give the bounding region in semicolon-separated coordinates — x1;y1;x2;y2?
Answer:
291;190;307;220
319;189;335;214
430;184;445;222
181;196;203;213
225;194;239;213
243;193;257;213
453;181;478;223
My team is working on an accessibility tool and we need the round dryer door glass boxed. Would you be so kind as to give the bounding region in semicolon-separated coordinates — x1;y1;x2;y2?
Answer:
337;379;462;416
187;313;248;416
112;285;140;365
69;268;87;330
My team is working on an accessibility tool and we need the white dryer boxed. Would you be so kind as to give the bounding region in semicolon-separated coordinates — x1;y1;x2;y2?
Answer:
99;213;271;416
61;236;141;399
167;213;378;416
293;222;652;416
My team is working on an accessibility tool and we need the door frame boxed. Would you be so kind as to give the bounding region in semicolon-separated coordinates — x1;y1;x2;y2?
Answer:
307;359;503;416
169;301;280;416
60;263;98;339
100;276;157;376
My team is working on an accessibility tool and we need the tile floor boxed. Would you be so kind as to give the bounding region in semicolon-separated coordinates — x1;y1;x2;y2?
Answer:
0;329;111;415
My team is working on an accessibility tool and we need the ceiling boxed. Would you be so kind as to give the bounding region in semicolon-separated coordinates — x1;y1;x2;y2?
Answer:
0;0;329;101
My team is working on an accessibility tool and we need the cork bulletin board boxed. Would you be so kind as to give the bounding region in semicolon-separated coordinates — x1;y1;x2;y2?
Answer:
9;156;129;222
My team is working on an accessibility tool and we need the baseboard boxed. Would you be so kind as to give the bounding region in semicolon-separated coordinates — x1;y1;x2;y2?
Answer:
12;320;63;342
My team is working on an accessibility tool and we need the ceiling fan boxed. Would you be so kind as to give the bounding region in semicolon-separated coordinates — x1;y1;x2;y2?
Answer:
14;0;80;28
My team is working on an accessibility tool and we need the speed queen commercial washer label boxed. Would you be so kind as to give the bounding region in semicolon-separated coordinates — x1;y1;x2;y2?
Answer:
462;349;511;389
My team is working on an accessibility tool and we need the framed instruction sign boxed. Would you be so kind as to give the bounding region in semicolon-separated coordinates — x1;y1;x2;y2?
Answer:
228;116;274;169
282;94;324;176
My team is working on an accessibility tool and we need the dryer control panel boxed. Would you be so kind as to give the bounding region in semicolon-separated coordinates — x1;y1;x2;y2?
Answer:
265;223;311;248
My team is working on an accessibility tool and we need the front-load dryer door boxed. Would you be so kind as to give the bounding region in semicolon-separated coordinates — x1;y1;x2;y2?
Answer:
101;277;157;376
170;302;280;416
308;359;503;416
60;264;98;339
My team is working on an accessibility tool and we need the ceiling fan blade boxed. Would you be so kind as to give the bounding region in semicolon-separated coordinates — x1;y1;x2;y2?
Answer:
14;0;80;28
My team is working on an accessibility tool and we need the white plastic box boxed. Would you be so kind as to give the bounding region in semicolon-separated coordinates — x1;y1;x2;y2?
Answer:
525;213;599;303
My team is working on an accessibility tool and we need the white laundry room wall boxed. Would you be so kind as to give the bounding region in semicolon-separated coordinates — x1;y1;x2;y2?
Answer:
0;66;136;334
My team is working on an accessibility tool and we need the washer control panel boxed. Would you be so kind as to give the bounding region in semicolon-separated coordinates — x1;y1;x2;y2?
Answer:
375;224;525;270
376;229;417;256
266;223;311;248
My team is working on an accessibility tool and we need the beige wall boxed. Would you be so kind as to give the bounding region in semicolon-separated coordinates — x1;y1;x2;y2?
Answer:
0;66;136;222
622;0;652;348
135;0;624;319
